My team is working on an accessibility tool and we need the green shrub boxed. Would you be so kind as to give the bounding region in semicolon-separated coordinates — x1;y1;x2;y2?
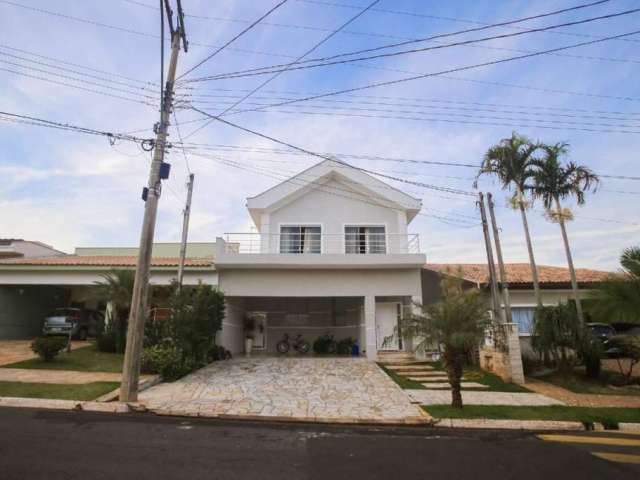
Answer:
313;333;337;354
96;331;117;353
31;336;68;362
141;344;193;381
337;337;356;355
207;345;232;362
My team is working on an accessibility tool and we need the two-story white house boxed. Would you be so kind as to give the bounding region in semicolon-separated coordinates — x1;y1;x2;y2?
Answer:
214;159;426;359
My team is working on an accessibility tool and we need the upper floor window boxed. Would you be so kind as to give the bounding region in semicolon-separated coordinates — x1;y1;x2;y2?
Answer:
345;226;386;254
280;225;321;254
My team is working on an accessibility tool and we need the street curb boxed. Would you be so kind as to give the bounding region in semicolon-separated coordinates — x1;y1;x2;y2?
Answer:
433;418;640;432
433;418;585;431
0;396;131;413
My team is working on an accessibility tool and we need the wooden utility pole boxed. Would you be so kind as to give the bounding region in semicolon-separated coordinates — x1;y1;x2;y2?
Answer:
177;173;195;289
478;192;503;322
487;193;513;324
120;6;187;402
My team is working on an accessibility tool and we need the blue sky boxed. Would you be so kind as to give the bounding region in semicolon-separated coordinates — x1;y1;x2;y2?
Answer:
0;0;638;270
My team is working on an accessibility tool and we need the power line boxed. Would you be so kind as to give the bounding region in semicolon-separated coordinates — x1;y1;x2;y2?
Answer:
0;43;158;87
0;67;157;106
187;1;625;81
188;105;477;196
172;110;192;174
189;7;640;82
296;0;640;45
209;29;640;118
0;56;158;101
0;110;154;144
177;87;640;117
181;0;381;140
173;140;640;182
124;0;636;67
177;0;289;79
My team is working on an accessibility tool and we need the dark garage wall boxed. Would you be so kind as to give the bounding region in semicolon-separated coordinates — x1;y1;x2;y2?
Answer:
0;286;69;339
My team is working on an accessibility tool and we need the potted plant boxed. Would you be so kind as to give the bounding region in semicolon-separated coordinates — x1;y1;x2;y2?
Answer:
244;315;256;357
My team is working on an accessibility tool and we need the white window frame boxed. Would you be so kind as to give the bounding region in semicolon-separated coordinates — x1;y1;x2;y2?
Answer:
278;223;323;254
343;223;387;254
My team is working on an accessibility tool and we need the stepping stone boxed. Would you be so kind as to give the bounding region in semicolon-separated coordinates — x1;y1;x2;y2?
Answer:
400;371;447;377
408;376;449;382
420;382;489;389
386;365;434;371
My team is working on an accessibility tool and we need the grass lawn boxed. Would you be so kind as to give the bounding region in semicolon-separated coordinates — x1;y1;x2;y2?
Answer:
0;381;120;401
537;369;640;397
423;404;640;426
378;362;531;393
4;345;123;373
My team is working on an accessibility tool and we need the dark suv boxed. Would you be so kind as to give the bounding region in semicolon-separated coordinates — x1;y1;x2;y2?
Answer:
42;308;104;340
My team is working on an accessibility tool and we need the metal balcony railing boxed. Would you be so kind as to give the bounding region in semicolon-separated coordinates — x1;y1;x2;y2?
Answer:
221;232;421;254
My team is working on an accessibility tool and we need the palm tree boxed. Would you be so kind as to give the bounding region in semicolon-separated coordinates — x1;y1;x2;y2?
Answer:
589;246;640;323
400;272;490;408
478;132;543;305
94;269;136;353
531;142;599;323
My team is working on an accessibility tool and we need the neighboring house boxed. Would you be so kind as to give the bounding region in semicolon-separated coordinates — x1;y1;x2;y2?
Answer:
0;239;66;259
422;263;612;356
0;243;216;339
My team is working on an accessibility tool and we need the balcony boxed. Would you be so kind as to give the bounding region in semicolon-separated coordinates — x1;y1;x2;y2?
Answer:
214;233;425;270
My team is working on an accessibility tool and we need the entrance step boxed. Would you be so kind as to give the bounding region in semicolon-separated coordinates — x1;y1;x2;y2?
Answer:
377;352;416;363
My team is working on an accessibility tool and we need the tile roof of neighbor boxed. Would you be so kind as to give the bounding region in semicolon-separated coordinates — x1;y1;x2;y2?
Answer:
425;263;612;286
0;255;214;267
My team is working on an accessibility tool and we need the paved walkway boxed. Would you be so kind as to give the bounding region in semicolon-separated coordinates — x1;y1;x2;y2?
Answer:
0;340;90;366
140;358;428;424
525;378;640;408
407;389;564;406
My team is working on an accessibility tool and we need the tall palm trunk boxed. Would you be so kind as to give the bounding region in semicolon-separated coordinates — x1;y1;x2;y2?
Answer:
444;348;463;408
517;187;542;306
555;197;584;323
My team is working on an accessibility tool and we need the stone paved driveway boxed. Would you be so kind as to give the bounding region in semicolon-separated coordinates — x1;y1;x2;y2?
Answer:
139;357;428;424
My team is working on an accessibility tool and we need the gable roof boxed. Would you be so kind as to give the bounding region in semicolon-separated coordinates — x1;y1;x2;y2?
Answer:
425;263;612;287
246;159;422;228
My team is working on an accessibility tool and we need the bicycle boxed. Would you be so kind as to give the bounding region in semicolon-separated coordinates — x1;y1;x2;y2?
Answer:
276;333;311;354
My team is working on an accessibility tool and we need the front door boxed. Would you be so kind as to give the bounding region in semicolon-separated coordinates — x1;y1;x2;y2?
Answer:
376;302;400;350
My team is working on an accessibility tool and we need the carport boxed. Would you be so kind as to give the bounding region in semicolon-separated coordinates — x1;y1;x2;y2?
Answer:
0;253;216;339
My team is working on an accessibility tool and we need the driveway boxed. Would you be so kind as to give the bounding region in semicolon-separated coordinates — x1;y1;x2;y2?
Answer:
139;357;428;424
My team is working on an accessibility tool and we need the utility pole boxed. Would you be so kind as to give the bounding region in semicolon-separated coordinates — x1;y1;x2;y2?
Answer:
120;2;187;402
487;193;513;324
478;192;503;322
177;173;195;289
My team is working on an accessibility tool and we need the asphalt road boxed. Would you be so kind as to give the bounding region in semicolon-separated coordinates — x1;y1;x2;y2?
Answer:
0;407;637;480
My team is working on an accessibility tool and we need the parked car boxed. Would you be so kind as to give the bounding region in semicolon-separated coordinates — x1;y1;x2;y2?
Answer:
586;322;616;342
42;308;104;340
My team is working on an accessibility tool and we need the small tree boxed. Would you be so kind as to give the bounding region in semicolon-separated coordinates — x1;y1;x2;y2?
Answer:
94;269;136;353
400;274;490;408
167;281;225;369
531;303;581;372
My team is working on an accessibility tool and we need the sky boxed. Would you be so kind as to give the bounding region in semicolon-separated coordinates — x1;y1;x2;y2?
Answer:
0;0;638;271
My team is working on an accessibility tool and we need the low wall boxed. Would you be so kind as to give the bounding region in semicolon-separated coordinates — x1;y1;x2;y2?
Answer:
480;323;525;384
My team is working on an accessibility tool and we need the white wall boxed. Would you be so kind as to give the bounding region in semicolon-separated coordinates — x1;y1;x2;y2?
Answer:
219;268;423;298
216;297;245;355
264;178;408;253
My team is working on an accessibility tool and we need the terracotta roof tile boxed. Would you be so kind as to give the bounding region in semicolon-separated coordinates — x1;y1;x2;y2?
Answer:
0;255;214;268
424;263;611;286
